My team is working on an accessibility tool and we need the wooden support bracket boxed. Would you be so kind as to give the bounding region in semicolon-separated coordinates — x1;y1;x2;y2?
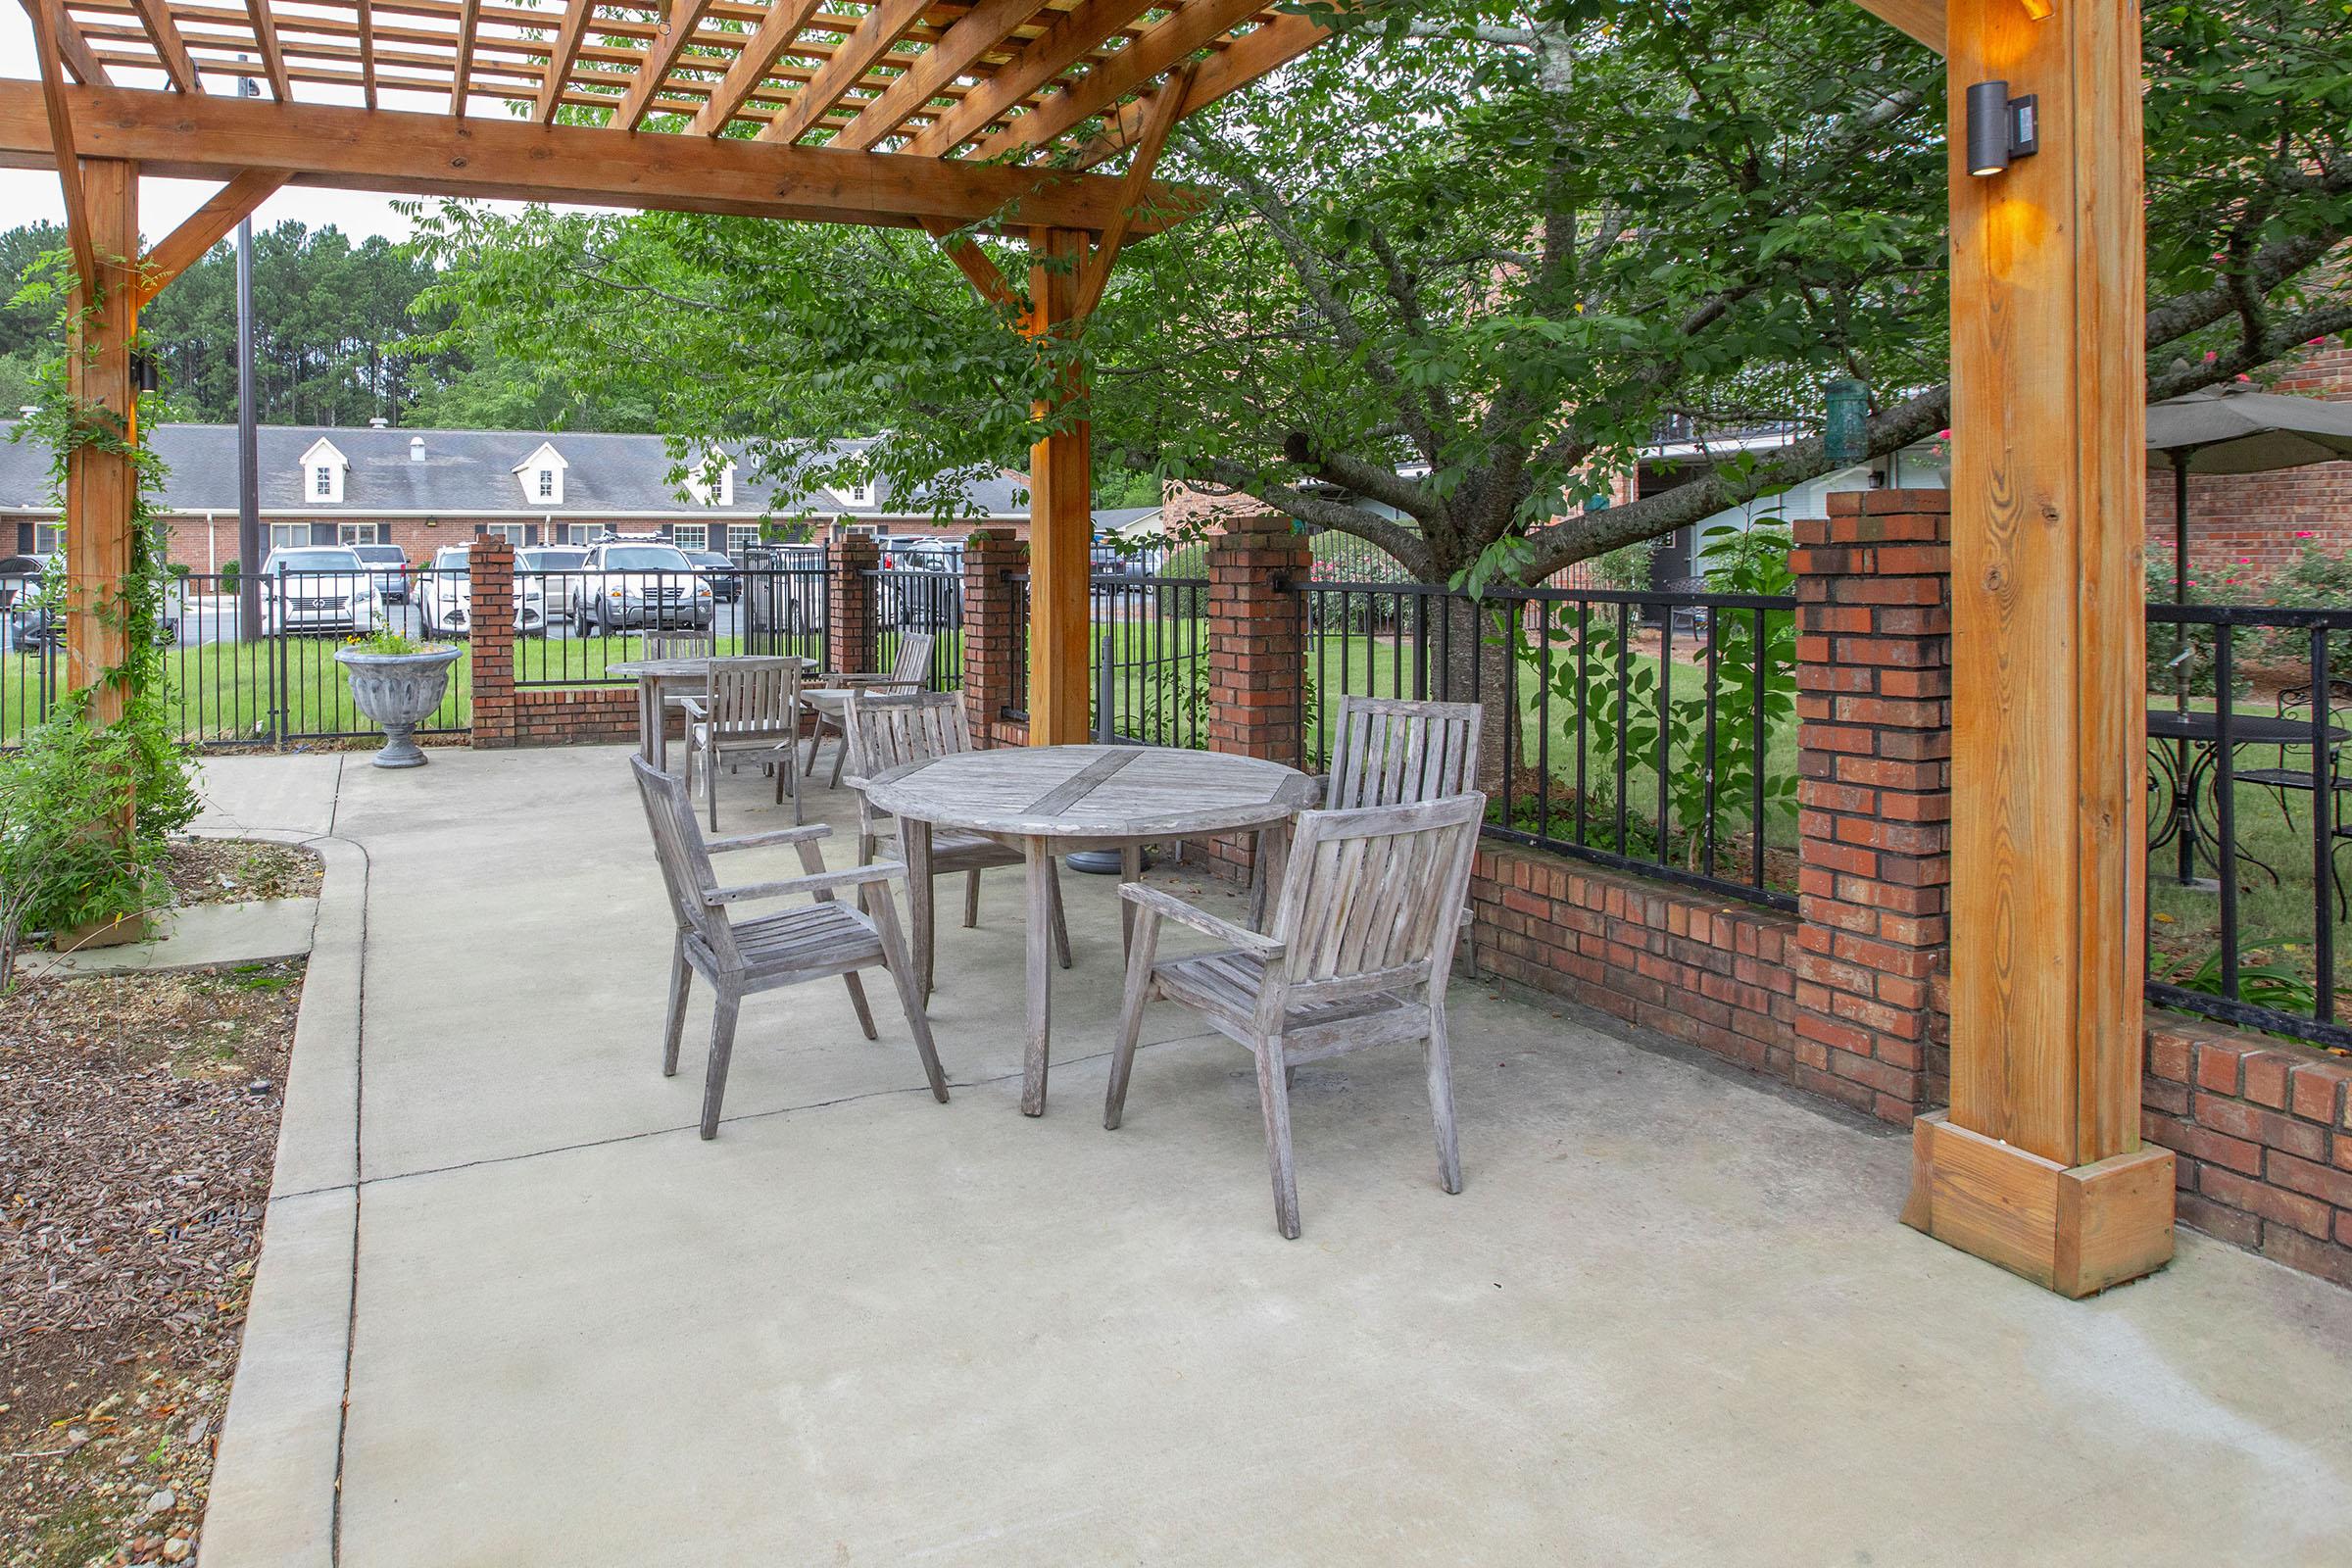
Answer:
137;171;289;306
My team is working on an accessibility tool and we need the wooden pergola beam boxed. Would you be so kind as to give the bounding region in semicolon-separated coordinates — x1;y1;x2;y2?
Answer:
689;0;827;135
534;0;593;122
125;0;202;91
0;79;1200;234
829;0;1057;153
757;0;931;145
1851;0;1945;53
613;0;722;130
1066;12;1325;171
1024;225;1091;747
1072;64;1190;318
135;169;288;305
242;0;293;99
357;0;377;107
960;0;1267;164
921;218;1019;313
449;0;478;116
24;0;96;288
899;0;1161;157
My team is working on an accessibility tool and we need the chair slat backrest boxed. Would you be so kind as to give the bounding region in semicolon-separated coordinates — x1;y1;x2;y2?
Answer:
630;755;736;963
1325;697;1482;809
1270;794;1486;992
647;628;713;662
705;657;801;741
843;689;972;783
888;630;938;688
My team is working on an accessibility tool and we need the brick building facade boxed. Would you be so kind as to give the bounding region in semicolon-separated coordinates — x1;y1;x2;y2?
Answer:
2146;341;2352;583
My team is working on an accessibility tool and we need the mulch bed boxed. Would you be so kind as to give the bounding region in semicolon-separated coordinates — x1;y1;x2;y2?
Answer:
160;842;320;909
0;958;303;1567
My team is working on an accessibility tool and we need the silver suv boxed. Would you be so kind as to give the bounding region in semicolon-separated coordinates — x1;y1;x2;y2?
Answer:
569;541;713;634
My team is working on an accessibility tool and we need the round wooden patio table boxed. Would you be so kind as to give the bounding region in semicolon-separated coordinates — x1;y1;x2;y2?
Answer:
607;655;813;771
864;745;1315;1115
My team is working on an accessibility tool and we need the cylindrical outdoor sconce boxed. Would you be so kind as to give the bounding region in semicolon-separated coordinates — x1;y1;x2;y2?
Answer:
1967;81;2040;177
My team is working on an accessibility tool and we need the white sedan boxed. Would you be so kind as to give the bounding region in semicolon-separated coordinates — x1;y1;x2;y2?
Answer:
258;547;381;637
416;545;547;638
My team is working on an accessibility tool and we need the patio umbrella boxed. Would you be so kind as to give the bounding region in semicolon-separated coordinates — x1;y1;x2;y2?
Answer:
2145;384;2352;604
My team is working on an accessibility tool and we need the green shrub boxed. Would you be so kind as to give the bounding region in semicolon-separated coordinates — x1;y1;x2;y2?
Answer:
0;707;166;983
1589;539;1652;592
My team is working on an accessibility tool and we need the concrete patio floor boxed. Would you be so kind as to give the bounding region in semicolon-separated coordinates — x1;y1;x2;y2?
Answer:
191;744;2352;1567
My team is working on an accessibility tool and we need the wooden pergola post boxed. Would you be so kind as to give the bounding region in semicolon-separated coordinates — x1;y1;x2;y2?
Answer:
1902;0;2175;1296
1025;226;1093;745
63;157;138;729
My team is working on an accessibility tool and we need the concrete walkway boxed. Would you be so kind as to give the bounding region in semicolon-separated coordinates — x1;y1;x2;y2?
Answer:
196;746;2352;1567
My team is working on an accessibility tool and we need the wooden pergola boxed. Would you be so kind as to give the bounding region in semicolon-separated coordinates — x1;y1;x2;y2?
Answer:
5;0;2173;1297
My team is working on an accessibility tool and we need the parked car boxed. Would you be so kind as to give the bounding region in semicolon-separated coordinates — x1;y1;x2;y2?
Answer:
516;547;587;627
568;540;713;635
685;550;741;602
259;547;381;637
416;544;548;638
875;543;964;630
349;543;412;603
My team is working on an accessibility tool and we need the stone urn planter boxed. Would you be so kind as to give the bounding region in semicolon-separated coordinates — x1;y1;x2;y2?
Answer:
335;645;462;768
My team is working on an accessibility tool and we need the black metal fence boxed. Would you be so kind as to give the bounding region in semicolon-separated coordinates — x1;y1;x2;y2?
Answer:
1293;579;1802;911
2144;602;2352;1049
997;571;1212;747
2;568;470;749
869;566;963;692
513;566;828;687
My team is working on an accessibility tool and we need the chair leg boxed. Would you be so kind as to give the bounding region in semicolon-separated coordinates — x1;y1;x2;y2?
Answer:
963;868;982;929
842;971;878;1040
1102;909;1159;1130
1252;1041;1303;1240
700;988;742;1140
1424;1007;1463;1196
1047;858;1072;970
867;883;951;1102
829;730;850;788
662;934;691;1077
705;739;720;833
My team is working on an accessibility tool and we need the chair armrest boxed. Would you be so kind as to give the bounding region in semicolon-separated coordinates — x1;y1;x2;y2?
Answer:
1120;882;1285;958
677;696;709;720
1305;773;1330;808
706;823;834;854
832;672;923;691
705;859;906;906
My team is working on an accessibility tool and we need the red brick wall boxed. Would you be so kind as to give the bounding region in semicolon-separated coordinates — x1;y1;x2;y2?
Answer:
961;528;1024;744
2142;1013;2352;1289
1201;514;1309;883
1470;843;1797;1072
2146;340;2352;585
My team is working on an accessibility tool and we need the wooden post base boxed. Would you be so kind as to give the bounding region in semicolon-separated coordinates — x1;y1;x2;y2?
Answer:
1901;1112;2175;1298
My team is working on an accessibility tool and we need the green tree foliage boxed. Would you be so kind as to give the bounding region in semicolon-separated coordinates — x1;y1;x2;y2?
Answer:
0;220;654;431
410;0;2352;590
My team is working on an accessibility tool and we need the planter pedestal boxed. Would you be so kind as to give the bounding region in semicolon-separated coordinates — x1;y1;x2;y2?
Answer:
336;647;462;768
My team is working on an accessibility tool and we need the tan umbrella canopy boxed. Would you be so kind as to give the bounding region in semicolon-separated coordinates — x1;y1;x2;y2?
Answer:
2145;384;2352;602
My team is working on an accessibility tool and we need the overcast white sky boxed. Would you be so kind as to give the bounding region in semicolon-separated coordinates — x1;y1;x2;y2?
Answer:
0;14;612;243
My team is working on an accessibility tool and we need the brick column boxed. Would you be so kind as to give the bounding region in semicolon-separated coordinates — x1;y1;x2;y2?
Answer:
961;528;1025;746
1205;515;1309;763
827;529;879;676
1200;516;1309;881
468;535;517;748
1788;490;1953;1125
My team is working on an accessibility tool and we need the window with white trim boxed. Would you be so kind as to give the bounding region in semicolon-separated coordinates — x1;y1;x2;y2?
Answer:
726;524;761;555
841;480;873;508
314;466;334;498
671;524;710;552
564;523;597;545
270;523;312;550
31;523;64;555
536;468;556;500
338;522;388;545
484;523;526;546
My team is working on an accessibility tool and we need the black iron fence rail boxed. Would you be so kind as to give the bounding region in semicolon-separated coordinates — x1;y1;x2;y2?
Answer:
2144;601;2352;1050
514;566;828;687
866;566;963;691
1289;577;1801;912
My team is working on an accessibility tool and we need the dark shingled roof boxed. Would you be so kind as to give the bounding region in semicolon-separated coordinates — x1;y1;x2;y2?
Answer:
0;424;1031;520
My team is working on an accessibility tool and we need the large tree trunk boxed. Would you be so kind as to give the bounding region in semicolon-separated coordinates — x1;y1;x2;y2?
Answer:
1430;593;1517;793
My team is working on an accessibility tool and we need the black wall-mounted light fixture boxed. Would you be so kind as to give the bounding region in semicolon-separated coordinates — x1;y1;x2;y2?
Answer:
1966;81;2039;176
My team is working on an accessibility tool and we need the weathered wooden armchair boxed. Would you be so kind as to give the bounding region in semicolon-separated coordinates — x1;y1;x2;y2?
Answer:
841;688;1068;996
1318;695;1483;808
807;630;935;789
631;756;946;1140
680;657;805;829
1103;792;1487;1238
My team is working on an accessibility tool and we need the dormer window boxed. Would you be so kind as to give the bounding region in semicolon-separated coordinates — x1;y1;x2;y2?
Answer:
299;437;348;504
684;453;737;508
512;441;568;506
833;477;875;509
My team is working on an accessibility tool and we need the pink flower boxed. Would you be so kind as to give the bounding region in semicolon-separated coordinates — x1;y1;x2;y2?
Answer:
2235;373;2252;382
2296;531;2317;538
2204;350;2218;362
